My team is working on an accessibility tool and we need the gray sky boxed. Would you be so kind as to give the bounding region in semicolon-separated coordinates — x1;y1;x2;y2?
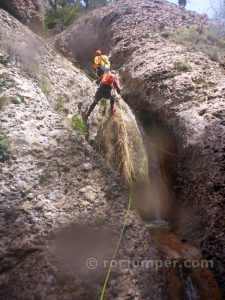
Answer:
167;0;214;17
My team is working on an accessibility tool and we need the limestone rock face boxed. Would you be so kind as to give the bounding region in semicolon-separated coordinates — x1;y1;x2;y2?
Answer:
0;8;164;300
54;0;225;292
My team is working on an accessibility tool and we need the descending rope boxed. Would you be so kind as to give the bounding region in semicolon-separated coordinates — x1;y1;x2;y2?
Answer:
99;188;132;300
154;144;225;159
99;99;133;300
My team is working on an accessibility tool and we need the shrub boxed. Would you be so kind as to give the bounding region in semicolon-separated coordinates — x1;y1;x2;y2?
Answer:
88;0;107;9
0;132;11;162
44;3;85;29
0;53;10;65
71;117;87;135
175;61;191;72
44;0;109;30
44;11;59;29
172;27;225;63
0;75;14;92
143;32;150;39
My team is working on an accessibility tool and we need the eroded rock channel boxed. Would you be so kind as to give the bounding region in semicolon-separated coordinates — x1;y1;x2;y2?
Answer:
128;110;222;300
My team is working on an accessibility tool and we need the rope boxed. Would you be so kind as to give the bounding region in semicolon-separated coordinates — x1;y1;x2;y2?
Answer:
99;98;133;300
99;188;132;300
154;144;224;159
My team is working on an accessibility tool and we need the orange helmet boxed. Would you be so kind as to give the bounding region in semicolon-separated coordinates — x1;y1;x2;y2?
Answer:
95;50;102;56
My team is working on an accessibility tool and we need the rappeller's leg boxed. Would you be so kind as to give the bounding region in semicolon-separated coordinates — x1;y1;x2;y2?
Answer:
85;88;102;119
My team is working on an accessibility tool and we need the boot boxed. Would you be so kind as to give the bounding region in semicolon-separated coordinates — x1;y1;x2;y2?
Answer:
84;101;96;121
111;107;116;114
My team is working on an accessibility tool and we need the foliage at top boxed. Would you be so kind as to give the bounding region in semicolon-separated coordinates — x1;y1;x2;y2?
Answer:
172;27;225;65
44;2;84;29
45;0;110;30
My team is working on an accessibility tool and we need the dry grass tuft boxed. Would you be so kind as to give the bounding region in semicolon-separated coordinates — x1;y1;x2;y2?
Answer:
96;100;134;185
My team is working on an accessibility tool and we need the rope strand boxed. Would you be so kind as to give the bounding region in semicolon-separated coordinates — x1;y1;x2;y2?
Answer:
99;99;133;300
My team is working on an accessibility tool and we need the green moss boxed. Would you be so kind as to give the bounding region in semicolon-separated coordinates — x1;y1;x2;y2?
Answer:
143;32;150;39
0;132;11;162
175;61;191;72
71;117;87;136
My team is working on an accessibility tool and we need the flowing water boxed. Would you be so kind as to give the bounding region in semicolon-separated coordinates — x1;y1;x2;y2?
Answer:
183;276;199;300
149;227;222;300
137;113;222;300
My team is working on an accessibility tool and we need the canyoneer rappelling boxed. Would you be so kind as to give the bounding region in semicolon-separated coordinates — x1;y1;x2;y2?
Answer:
93;50;111;78
84;70;121;120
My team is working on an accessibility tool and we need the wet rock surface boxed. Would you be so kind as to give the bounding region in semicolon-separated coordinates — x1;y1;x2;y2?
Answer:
54;0;225;294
